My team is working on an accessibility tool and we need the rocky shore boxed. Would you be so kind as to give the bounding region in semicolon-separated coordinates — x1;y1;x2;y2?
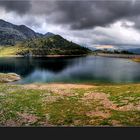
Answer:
0;73;21;83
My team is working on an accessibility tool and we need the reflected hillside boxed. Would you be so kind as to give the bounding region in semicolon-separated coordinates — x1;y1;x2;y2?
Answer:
0;57;78;77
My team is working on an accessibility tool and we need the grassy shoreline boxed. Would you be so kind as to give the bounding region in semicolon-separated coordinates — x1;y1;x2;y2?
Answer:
0;53;140;64
96;53;140;61
0;82;140;127
97;53;140;58
0;54;89;58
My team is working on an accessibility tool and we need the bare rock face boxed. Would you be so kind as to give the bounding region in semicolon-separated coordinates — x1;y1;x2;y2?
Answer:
0;73;21;83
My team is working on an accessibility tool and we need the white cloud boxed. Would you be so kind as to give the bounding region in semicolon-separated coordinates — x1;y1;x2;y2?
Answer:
63;20;140;49
93;20;140;45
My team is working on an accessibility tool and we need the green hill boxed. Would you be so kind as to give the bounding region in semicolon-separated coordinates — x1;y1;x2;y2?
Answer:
0;35;91;56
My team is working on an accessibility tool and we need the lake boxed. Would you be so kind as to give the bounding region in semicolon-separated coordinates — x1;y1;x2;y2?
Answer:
0;56;140;84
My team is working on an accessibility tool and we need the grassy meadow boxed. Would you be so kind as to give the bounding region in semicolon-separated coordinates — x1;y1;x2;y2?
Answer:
0;82;140;127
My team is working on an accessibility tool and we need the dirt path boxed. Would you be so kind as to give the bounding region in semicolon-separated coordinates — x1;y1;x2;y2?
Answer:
24;83;140;112
24;83;95;90
83;92;140;112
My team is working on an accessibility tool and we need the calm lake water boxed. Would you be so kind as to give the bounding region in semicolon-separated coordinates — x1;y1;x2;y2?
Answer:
0;56;140;84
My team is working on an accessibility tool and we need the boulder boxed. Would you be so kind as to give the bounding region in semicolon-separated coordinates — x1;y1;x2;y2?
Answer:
0;73;21;83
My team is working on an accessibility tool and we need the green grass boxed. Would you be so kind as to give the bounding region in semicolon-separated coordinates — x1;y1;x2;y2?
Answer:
0;46;29;56
0;83;140;126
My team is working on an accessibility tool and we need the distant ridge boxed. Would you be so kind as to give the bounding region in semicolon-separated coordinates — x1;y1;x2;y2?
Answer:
127;48;140;55
44;32;55;37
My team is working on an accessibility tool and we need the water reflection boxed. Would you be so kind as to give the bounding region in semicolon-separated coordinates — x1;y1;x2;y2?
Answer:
0;57;75;76
0;56;140;84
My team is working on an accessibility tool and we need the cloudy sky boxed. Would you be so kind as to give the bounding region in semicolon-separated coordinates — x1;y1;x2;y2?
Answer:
1;0;140;49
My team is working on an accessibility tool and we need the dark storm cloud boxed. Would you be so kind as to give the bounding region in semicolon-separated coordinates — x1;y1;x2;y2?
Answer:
0;0;31;15
1;0;140;30
1;0;140;47
51;0;140;29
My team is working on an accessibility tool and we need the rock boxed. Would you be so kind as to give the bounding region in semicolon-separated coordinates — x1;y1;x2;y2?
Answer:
0;73;21;83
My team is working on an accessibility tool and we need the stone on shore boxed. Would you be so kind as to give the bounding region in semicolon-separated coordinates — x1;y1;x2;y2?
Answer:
0;73;21;83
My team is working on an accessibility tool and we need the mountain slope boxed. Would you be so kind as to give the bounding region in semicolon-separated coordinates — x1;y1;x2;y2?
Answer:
0;35;91;56
44;32;55;38
0;19;47;45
